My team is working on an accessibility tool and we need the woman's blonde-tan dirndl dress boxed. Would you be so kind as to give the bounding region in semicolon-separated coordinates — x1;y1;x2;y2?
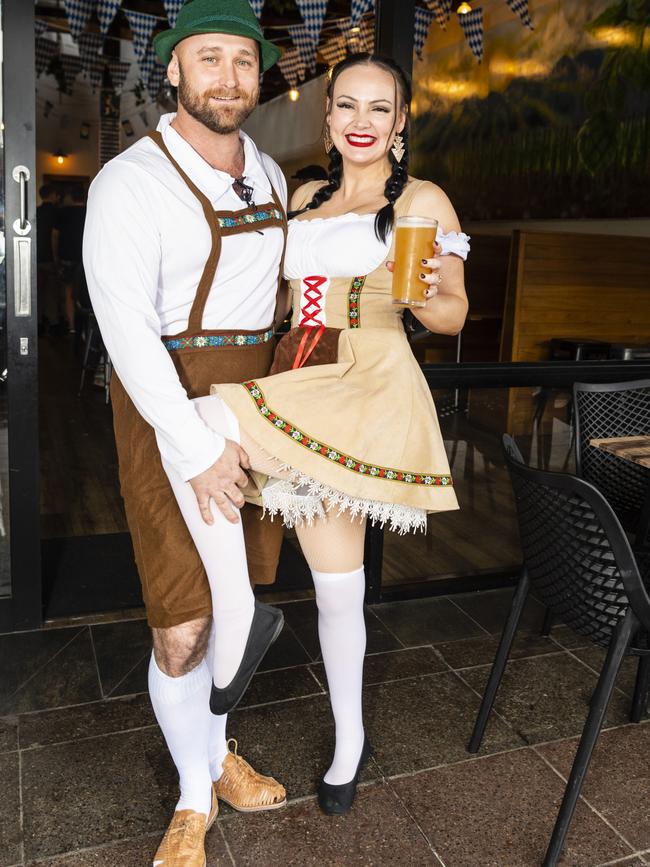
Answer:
213;179;470;534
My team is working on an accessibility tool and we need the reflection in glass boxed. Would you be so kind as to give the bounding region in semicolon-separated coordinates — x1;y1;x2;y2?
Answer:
380;387;574;588
0;0;10;598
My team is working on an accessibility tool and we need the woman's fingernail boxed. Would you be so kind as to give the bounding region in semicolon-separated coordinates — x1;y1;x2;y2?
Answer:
419;273;426;279
421;259;427;265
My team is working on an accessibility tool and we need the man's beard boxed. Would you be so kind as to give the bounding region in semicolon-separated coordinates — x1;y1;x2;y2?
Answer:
177;67;259;134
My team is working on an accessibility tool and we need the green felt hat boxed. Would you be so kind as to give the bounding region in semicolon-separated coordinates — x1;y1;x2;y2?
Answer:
153;0;281;72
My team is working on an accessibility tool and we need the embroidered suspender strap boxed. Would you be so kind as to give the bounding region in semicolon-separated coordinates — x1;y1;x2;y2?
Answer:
147;131;223;336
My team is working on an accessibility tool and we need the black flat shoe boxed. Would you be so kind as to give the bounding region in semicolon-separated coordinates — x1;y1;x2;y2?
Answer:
317;736;371;816
209;601;284;715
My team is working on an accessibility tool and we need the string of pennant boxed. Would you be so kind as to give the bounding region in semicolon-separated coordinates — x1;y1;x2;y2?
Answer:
42;0;535;104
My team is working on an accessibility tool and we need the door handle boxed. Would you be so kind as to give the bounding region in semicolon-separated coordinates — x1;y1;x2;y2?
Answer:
12;165;31;235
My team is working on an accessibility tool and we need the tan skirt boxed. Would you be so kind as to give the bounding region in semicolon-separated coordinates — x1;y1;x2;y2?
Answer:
213;328;458;534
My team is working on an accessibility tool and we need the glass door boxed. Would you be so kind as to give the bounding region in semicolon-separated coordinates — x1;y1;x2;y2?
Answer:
0;0;40;630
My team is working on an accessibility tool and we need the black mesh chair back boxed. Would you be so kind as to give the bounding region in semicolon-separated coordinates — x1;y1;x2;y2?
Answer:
503;435;650;648
573;380;650;530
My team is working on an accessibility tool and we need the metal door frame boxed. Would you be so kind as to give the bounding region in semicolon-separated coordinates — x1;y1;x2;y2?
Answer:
0;0;40;631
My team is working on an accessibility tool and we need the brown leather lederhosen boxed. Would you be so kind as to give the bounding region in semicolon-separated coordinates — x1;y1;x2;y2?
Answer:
111;131;287;629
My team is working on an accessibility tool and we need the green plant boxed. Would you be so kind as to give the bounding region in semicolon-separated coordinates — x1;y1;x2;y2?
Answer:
577;0;650;174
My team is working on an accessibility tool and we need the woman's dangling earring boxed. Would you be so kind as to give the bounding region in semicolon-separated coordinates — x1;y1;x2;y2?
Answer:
324;126;334;154
391;133;405;163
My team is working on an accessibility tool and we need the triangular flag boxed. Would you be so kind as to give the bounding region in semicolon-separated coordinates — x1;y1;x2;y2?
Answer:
164;0;185;27
63;0;94;41
414;7;435;59
97;0;123;35
107;58;132;92
35;19;49;38
60;53;83;92
505;0;534;30
319;35;346;67
359;16;374;52
428;0;452;30
77;33;104;72
288;24;317;74
147;59;166;100
125;10;158;62
249;0;265;19
459;6;484;62
277;47;304;88
35;37;58;77
138;42;156;88
351;0;374;27
296;0;328;47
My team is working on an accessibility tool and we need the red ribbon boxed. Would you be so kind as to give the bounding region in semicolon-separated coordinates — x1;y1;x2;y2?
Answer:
292;325;326;369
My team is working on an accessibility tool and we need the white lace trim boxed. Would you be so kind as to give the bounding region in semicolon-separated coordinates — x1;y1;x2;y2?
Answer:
261;472;427;535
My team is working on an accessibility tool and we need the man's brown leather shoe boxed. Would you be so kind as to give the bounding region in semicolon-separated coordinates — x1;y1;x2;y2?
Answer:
153;789;218;867
213;738;286;812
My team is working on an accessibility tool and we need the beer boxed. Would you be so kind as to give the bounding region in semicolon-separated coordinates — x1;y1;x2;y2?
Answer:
392;216;438;308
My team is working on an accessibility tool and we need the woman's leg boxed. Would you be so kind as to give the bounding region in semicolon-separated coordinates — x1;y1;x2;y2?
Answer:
295;512;368;785
162;395;256;690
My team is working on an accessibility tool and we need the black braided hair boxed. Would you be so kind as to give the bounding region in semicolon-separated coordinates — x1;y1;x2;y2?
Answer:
290;53;412;243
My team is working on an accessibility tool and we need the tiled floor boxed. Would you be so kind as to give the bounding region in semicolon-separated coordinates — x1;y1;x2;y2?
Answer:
1;587;648;867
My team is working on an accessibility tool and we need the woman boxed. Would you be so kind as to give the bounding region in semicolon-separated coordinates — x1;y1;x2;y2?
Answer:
163;53;469;815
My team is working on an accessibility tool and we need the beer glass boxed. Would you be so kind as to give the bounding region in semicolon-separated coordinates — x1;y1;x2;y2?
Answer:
392;215;438;308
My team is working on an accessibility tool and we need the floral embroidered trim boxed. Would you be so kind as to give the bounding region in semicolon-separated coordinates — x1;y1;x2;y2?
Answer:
163;328;274;351
218;208;283;229
348;276;366;329
242;380;453;487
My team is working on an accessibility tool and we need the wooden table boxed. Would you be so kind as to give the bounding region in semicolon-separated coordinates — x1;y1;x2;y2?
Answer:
589;436;650;469
590;436;650;544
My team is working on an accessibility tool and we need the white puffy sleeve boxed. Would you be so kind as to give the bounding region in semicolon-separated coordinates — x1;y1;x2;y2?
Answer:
438;230;471;260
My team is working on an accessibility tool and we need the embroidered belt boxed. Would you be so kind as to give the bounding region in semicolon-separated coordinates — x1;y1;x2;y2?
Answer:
218;208;283;228
163;328;274;351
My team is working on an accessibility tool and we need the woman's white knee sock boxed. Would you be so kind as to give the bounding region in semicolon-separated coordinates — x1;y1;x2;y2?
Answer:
312;566;367;785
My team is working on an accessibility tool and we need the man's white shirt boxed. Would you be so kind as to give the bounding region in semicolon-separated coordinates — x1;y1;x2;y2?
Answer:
83;113;287;481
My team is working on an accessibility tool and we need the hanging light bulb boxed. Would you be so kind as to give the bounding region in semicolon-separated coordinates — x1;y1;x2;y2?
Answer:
53;150;68;165
457;2;472;13
288;88;300;102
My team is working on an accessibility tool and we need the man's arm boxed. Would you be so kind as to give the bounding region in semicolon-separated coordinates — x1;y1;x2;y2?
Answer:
83;160;228;483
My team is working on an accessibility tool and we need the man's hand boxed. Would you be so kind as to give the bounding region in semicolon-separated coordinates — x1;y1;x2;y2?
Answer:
189;439;251;525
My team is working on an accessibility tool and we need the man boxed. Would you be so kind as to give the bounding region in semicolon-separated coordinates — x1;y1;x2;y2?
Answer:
53;184;87;333
83;2;287;863
36;184;60;334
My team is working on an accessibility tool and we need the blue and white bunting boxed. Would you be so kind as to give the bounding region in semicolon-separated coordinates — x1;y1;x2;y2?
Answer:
35;37;58;77
277;47;304;88
319;35;346;67
63;0;94;41
350;0;374;27
414;7;435;59
35;19;49;38
248;0;265;19
288;23;317;73
77;31;104;72
107;58;132;92
359;16;374;52
459;6;484;62
296;0;328;47
60;54;83;93
164;0;185;27
428;0;452;30
138;43;155;87
505;0;534;30
125;10;158;62
147;59;167;100
97;0;123;35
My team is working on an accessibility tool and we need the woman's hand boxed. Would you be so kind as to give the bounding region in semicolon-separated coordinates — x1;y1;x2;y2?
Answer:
386;241;443;300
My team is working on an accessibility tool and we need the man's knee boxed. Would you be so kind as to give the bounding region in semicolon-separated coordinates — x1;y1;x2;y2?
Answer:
152;616;211;677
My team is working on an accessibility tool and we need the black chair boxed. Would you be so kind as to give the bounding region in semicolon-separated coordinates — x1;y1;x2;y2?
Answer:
468;434;650;867
574;379;650;546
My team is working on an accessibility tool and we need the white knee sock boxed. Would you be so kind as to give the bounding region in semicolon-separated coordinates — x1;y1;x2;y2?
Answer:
162;395;255;688
148;653;213;815
206;621;230;781
312;566;367;785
